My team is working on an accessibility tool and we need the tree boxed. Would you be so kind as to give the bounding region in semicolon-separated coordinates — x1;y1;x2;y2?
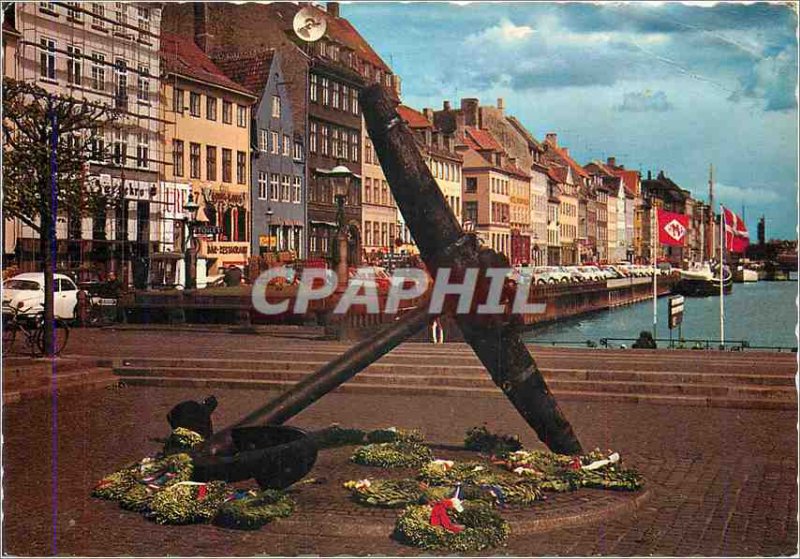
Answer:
2;78;120;355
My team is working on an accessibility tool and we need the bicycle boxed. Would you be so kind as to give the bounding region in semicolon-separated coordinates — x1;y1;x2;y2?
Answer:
85;294;118;327
2;304;70;356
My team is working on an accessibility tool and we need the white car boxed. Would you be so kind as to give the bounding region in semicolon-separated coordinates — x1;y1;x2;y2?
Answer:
2;273;78;319
576;266;604;282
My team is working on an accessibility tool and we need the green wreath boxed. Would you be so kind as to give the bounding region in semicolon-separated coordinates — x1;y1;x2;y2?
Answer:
148;481;229;525
163;427;205;455
464;426;522;456
417;460;502;485
344;478;426;508
213;489;295;530
351;442;434;469
365;427;423;444
395;502;510;552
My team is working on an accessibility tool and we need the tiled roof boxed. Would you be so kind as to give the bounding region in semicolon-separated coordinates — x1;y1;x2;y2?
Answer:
161;33;256;97
585;160;615;177
397;105;432;129
547;165;569;184
268;3;390;72
212;50;276;97
505;115;542;150
543;140;589;179
609;168;639;198
465;127;503;152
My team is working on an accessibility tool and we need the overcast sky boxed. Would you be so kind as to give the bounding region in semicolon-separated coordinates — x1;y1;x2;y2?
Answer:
344;1;798;240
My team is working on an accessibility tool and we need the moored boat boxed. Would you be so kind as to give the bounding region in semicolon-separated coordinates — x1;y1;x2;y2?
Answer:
733;265;759;283
673;262;732;296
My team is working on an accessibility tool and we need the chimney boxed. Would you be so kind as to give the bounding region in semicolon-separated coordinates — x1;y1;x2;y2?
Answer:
607;156;616;168
422;108;434;123
443;100;451;111
647;170;652;180
461;98;479;126
327;2;340;17
562;147;569;157
545;133;557;147
424;128;432;146
193;3;212;53
497;97;505;113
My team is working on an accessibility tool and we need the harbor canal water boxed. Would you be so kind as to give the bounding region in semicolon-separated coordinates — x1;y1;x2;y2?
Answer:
524;280;798;349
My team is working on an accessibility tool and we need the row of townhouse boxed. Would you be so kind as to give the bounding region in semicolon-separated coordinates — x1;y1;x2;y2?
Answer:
2;1;410;284
2;2;716;282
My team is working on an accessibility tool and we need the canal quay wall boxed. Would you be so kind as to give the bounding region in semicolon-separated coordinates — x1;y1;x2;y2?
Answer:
118;276;677;341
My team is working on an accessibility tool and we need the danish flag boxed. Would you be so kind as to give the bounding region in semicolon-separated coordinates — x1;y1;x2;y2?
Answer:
657;209;689;246
723;207;749;253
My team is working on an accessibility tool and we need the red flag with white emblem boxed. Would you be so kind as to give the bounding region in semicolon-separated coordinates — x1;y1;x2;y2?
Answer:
657;209;689;246
723;207;749;253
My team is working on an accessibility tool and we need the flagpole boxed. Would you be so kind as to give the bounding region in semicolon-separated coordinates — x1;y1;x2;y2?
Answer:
652;205;657;337
719;204;725;349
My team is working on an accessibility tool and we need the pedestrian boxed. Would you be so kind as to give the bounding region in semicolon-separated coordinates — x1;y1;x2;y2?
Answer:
430;317;444;344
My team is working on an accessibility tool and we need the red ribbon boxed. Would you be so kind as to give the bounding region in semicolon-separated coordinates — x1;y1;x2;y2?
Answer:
197;485;207;501
430;500;464;533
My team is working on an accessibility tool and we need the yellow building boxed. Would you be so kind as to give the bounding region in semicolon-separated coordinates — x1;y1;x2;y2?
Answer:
160;33;257;274
362;126;398;261
549;166;578;265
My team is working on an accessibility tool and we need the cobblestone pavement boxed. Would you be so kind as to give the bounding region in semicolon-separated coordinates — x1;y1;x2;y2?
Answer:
2;374;797;556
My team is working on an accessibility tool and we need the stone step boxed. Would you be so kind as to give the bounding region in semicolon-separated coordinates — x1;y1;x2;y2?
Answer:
113;361;795;386
3;367;116;392
1;357;109;381
115;375;797;410
3;368;119;405
113;366;796;400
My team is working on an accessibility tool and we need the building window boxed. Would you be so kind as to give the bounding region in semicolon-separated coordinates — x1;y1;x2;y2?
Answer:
89;52;105;91
206;96;217;120
114;59;127;109
342;85;349;112
310;74;318;103
222;101;232;124
332;82;340;109
293;141;303;162
321;78;329;105
258;173;268;199
189;143;200;179
91;3;105;29
364;177;372;204
66;2;82;20
270;131;279;155
189;92;200;117
270;174;279;201
351;90;359;115
172;139;184;176
334;128;343;158
40;37;56;80
112;129;127;166
89;132;105;162
173;88;184;114
281;175;290;202
39;2;57;15
137;65;149;101
259;129;268;152
272;96;281;118
136;132;148;169
66;45;82;85
206;146;217;181
321;125;329;156
465;177;478;193
309;122;317;153
237;105;247;128
222;148;232;182
137;6;150;38
236;151;247;184
283;134;291;157
292;176;301;203
350;132;359;162
465;201;478;223
364;221;372;245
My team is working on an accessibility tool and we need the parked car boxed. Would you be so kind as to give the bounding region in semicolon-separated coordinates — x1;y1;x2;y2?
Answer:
576;266;604;282
2;273;78;319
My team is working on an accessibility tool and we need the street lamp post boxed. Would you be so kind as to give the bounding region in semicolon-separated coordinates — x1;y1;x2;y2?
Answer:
183;192;200;289
265;206;274;254
328;164;357;288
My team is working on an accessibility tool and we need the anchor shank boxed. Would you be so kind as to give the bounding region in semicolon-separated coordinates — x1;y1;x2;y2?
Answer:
360;84;582;455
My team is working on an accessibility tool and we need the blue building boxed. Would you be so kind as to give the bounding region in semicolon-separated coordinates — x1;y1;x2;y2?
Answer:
215;50;306;258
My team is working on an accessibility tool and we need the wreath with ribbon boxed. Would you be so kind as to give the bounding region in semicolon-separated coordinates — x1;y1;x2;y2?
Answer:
213;489;296;530
351;441;434;469
395;501;510;552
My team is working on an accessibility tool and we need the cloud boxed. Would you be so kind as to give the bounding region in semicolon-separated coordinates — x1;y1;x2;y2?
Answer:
465;18;533;46
715;183;781;204
616;90;674;112
730;46;797;111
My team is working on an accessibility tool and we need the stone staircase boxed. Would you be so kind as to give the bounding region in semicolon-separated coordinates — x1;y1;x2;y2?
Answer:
3;357;118;404
111;344;798;410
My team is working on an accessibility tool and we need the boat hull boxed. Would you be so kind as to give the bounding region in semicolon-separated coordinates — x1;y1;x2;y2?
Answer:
673;276;733;297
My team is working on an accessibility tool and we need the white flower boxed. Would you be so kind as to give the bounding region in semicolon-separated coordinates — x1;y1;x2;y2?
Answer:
430;459;455;470
513;466;536;476
354;479;372;489
472;465;486;472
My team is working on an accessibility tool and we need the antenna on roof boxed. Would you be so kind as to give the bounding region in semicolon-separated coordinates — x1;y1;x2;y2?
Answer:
293;7;327;42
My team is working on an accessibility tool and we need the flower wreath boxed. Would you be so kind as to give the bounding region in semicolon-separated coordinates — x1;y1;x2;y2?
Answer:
351;441;434;469
213;489;295;530
395;501;510;552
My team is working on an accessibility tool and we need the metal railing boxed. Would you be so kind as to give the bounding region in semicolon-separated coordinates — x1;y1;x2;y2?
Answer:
525;337;796;352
